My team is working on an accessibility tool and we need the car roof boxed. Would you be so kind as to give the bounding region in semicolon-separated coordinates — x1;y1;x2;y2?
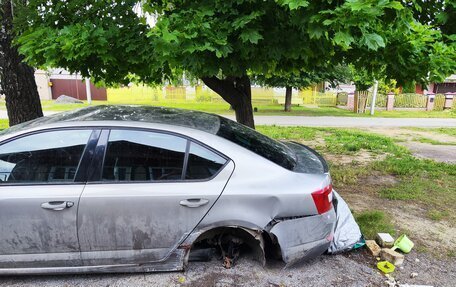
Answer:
0;105;222;136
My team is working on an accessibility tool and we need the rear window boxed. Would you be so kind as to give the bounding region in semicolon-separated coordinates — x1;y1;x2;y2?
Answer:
216;117;296;170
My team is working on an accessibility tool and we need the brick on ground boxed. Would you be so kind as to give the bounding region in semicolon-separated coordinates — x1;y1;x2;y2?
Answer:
376;233;395;248
365;240;381;257
380;248;404;266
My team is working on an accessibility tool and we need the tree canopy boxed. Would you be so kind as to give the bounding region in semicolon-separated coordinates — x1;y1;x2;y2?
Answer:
17;0;456;127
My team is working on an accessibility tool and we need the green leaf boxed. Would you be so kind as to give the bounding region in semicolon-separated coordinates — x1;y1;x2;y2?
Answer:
276;0;309;10
386;1;404;10
333;31;354;49
361;33;385;50
161;26;178;43
322;19;334;26
345;0;370;12
308;24;324;39
239;29;263;44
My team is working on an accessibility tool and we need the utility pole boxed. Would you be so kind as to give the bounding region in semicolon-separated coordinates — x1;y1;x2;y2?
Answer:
85;78;92;105
370;80;379;115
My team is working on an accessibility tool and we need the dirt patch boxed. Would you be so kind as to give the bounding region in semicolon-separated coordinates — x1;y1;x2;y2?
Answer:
364;174;399;186
339;187;456;255
324;150;387;166
366;128;456;144
365;127;456;163
300;135;387;166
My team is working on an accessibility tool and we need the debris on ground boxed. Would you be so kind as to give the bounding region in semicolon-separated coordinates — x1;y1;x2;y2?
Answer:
376;233;395;248
380;248;405;266
377;261;395;274
365;240;381;256
54;95;84;104
392;234;414;254
327;190;364;253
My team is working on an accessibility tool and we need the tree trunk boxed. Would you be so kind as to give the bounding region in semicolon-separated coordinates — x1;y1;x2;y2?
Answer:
0;0;43;126
284;86;292;112
202;75;255;129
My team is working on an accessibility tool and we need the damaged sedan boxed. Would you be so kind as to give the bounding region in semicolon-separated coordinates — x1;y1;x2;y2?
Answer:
0;105;338;275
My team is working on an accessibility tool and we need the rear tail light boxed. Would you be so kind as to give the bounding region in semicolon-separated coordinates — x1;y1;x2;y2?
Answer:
311;184;333;214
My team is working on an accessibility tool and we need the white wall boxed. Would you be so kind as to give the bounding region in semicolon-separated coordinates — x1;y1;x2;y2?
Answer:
34;70;52;100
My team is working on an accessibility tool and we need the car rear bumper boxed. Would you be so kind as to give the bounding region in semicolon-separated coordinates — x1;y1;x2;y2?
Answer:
269;208;336;266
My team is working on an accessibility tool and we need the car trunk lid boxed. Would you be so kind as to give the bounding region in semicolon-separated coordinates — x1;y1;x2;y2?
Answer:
281;141;328;174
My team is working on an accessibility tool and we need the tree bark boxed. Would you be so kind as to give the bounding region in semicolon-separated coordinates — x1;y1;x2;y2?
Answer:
284;86;292;112
202;75;255;129
0;0;43;126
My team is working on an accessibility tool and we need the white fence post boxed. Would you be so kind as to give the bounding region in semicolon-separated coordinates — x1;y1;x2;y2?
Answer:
370;80;378;115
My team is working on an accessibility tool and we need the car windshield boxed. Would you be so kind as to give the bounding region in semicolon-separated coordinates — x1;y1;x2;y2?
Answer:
216;117;296;170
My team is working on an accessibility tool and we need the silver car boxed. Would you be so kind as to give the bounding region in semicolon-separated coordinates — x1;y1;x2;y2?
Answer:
0;106;336;275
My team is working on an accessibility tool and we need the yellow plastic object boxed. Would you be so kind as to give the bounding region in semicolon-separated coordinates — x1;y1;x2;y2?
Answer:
377;261;395;274
392;234;414;254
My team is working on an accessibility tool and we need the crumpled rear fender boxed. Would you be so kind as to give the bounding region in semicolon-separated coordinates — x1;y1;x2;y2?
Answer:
269;208;336;266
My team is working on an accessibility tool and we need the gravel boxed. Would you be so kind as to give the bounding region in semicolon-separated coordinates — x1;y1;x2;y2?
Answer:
1;249;454;287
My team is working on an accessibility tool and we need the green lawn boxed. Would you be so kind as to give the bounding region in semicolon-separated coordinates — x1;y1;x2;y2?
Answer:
0;119;8;130
2;99;454;118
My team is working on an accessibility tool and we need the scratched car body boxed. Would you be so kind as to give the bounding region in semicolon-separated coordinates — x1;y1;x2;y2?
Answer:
0;105;336;275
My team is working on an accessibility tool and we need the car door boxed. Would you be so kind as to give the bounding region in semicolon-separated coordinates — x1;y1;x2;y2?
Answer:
0;129;98;269
78;129;234;266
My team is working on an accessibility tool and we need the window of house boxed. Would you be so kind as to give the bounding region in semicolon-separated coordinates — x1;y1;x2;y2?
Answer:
102;130;187;181
0;130;92;184
185;142;227;180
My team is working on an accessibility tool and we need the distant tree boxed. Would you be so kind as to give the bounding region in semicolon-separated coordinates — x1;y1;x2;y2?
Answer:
255;65;351;112
18;0;456;128
0;0;43;126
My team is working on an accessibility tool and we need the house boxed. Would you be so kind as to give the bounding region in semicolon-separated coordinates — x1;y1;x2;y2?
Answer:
35;69;107;101
426;75;456;94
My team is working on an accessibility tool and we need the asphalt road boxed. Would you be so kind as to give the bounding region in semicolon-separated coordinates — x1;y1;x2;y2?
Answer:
1;110;456;127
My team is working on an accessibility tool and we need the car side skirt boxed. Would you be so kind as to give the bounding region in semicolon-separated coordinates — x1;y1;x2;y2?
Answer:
0;250;185;275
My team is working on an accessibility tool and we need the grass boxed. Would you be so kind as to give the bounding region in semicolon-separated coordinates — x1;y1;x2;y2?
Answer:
406;127;456;138
322;128;406;154
256;125;317;141
0;119;9;130
413;137;456;146
427;210;450;221
2;97;455;118
354;210;396;239
258;126;406;155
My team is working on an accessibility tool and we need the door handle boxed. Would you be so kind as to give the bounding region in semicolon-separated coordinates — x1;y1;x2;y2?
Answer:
41;201;74;211
179;198;209;208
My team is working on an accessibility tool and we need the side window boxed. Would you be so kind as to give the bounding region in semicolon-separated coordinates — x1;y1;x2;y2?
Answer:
0;130;92;184
185;142;227;180
102;130;187;181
